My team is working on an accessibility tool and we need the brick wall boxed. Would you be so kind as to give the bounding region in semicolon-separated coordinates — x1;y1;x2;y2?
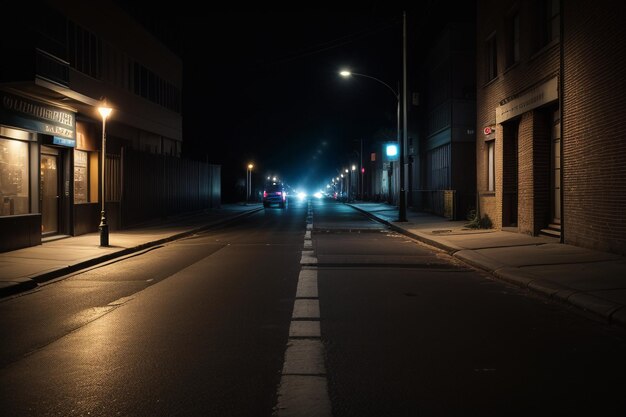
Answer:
563;0;626;254
532;109;552;234
477;0;560;230
517;113;534;233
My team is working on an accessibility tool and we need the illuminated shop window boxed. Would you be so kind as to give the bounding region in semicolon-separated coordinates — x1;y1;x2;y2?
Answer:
74;149;99;204
0;138;29;215
74;150;89;203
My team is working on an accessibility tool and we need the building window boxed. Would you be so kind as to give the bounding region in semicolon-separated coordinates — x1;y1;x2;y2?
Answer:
0;138;29;215
546;0;560;43
68;22;102;79
536;0;560;50
486;34;498;82
487;140;495;192
506;13;520;67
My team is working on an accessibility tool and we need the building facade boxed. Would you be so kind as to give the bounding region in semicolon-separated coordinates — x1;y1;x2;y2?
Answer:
476;0;626;255
411;20;476;220
477;0;561;236
0;1;215;253
406;4;477;221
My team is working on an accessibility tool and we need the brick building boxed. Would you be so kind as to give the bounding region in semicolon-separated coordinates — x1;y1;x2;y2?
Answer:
476;0;626;255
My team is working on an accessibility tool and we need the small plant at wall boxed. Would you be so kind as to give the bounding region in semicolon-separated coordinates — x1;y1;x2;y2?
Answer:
465;209;493;229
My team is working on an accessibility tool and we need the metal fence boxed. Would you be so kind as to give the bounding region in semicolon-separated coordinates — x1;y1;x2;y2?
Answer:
411;189;456;219
107;148;220;229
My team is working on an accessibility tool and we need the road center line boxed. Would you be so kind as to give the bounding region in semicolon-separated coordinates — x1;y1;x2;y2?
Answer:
273;204;331;416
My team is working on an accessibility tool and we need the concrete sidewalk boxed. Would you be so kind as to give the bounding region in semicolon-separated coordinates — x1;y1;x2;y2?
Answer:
0;203;263;298
4;200;625;328
348;202;626;328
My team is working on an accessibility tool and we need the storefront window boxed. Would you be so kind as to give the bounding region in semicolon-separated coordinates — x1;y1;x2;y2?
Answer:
73;149;99;204
74;149;88;203
0;138;29;215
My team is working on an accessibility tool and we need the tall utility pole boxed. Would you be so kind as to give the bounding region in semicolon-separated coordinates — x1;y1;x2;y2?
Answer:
398;10;408;222
360;138;364;200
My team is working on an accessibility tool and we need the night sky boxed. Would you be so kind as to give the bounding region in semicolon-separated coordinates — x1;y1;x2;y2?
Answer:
178;11;403;201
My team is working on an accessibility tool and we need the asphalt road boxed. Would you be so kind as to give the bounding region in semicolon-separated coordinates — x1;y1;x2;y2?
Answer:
312;200;626;417
1;198;625;416
0;200;307;416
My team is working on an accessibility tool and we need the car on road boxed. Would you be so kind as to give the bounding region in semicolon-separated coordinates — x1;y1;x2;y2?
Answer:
263;181;287;208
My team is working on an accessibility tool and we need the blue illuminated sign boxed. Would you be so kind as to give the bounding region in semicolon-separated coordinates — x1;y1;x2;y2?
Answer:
386;143;398;160
52;136;76;147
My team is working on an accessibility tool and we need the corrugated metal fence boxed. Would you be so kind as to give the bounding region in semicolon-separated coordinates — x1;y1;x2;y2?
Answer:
116;148;220;228
412;144;456;218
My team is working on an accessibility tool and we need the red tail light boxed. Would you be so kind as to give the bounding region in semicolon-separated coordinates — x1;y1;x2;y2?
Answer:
263;191;267;198
276;192;282;195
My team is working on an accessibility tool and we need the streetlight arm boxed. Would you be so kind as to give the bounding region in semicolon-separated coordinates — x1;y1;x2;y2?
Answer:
348;72;399;99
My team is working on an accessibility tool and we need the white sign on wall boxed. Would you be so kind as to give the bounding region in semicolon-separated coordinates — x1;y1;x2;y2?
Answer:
496;77;558;124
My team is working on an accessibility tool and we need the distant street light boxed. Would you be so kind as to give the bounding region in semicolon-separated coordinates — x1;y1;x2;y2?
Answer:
339;66;407;220
246;163;254;203
98;104;112;247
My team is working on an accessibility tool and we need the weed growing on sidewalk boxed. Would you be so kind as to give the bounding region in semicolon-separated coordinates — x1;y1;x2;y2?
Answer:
465;210;493;229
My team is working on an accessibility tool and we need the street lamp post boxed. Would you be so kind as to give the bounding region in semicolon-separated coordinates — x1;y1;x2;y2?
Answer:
360;138;364;200
98;105;112;247
246;163;254;203
340;67;407;220
351;164;357;201
344;168;350;201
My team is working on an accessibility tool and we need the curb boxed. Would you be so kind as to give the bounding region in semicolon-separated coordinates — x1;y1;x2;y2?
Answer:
0;207;263;299
346;204;459;255
346;204;626;329
0;279;38;298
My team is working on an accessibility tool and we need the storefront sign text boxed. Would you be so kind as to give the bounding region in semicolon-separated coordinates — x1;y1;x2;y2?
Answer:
496;77;558;124
0;91;76;141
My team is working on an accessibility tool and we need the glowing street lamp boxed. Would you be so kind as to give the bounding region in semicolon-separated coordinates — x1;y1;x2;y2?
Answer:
98;105;112;247
246;163;254;203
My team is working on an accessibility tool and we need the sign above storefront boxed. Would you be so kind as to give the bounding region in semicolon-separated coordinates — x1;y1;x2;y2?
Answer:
0;90;76;143
496;77;558;124
52;136;76;147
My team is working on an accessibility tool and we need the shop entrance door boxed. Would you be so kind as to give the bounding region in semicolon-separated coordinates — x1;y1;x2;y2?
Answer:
41;149;59;235
502;121;519;228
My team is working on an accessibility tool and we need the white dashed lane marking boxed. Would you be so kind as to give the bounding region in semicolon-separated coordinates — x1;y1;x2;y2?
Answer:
274;202;331;417
289;321;321;338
